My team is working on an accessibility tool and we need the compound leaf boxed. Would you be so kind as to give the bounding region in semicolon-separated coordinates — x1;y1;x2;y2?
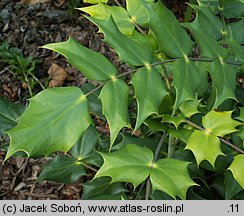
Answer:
95;144;153;188
5;87;91;160
87;16;153;66
42;37;116;81
130;67;167;130
79;4;134;35
99;79;130;149
185;130;224;167
38;155;86;184
95;144;195;199
202;110;239;137
228;154;244;189
139;0;194;57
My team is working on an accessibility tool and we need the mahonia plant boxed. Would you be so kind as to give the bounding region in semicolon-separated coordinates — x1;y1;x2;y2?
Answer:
1;0;244;199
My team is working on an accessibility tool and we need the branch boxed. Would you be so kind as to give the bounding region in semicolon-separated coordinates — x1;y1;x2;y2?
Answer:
184;118;244;154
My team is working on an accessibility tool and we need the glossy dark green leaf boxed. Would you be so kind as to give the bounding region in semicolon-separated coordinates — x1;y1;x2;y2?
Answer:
139;0;194;57
38;155;86;184
42;37;117;81
0;96;25;133
171;59;202;112
227;20;244;44
5;87;91;160
209;61;238;108
99;79;130;148
87;16;153;66
184;5;223;39
130;67;167;130
81;177;126;200
69;125;98;160
225;171;243;199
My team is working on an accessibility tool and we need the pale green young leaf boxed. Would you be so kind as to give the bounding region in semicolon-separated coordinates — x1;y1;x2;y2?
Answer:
130;67;167;130
161;114;185;129
5;87;91;161
202;110;240;137
171;59;201;112
185;130;224;167
99;79;130;149
179;100;201;118
150;158;197;199
95;144;153;188
38;155;86;184
42;37;116;81
139;0;194;57
228;154;244;189
126;0;150;26
87;16;153;66
79;4;134;35
95;144;195;198
209;61;238;108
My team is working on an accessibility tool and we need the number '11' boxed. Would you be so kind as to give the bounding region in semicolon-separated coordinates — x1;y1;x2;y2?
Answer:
230;204;239;212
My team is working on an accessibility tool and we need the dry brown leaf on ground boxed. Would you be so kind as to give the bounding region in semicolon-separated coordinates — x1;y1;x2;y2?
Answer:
19;0;50;5
48;63;68;87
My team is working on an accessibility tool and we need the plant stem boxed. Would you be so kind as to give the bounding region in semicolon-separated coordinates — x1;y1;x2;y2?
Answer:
168;135;176;158
85;82;105;97
184;118;244;154
80;161;98;172
145;177;151;200
29;73;45;90
153;133;167;162
23;72;33;97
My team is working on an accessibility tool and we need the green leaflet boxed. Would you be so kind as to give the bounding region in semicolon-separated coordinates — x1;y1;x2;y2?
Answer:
0;96;25;133
183;5;223;40
186;110;240;166
179;100;201;118
130;67;167;130
228;154;244;189
69;124;98;160
227;20;244;44
209;61;238;108
99;79;130;149
190;29;229;59
171;59;202;112
226;27;244;62
236;107;244;122
38;155;86;184
202;110;239;137
185;130;224;167
79;4;134;35
139;0;194;58
4;87;91;161
87;16;153;66
42;37;116;81
95;144;196;199
150;158;197;200
126;0;150;26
